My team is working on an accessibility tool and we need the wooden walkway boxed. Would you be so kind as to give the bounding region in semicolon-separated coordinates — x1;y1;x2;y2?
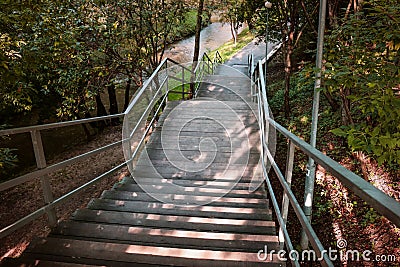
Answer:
5;65;284;266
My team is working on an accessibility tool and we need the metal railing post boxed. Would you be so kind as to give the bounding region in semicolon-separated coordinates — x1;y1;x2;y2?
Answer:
165;60;169;104
301;0;328;249
166;75;169;104
181;66;185;100
279;140;295;249
30;130;57;226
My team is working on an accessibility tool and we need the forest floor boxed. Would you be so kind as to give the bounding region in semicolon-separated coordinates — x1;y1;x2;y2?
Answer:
0;125;129;260
266;60;400;266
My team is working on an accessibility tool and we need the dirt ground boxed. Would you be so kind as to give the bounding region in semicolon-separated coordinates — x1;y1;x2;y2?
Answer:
0;125;129;260
266;62;400;267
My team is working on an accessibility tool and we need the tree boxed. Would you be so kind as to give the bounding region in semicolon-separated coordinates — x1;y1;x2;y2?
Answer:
324;0;400;165
252;0;321;118
0;0;54;119
220;0;244;44
121;0;187;72
193;0;205;63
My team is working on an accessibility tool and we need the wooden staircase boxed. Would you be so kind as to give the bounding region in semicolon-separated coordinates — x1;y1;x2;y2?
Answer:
3;65;285;266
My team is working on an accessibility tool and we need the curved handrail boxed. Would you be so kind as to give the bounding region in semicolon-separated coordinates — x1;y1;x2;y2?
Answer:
250;53;400;267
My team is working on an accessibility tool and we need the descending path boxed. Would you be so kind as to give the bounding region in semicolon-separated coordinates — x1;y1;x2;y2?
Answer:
4;62;284;266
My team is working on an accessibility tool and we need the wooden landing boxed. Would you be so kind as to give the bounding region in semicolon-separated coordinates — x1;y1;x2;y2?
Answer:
4;66;284;266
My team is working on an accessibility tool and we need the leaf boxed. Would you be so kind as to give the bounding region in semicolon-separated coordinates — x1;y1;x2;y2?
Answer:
330;128;348;137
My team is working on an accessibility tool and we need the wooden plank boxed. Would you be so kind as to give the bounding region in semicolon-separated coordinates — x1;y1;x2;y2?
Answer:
146;140;260;149
140;148;260;159
118;176;263;190
122;173;254;182
163;100;256;108
144;147;261;157
130;167;261;181
87;199;272;220
161;109;257;116
0;258;103;267
112;183;266;199
145;141;260;151
101;190;268;208
197;91;250;96
152;126;259;135
52;221;280;252
71;209;277;235
159;113;258;120
127;172;260;182
134;161;260;169
26;238;284;267
136;156;260;166
151;129;259;139
143;145;261;153
196;97;251;102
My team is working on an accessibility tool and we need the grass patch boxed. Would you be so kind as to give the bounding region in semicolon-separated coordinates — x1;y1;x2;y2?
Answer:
168;84;191;101
210;28;254;62
166;27;255;101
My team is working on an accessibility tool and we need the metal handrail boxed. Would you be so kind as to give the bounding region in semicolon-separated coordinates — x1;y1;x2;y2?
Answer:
0;52;221;239
192;51;221;98
250;54;400;266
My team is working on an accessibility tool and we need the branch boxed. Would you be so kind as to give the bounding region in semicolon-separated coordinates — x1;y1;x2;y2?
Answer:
343;0;353;22
300;0;318;35
294;3;319;49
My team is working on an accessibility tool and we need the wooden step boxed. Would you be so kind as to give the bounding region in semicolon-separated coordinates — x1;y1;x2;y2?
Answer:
101;190;269;208
117;176;264;190
72;209;277;235
136;153;260;165
51;221;280;252
87;199;272;220
112;183;266;199
142;145;261;153
0;258;103;267
23;238;284;267
145;136;260;149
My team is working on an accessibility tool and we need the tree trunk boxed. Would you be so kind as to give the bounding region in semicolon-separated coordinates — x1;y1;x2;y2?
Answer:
230;22;237;44
283;32;295;118
124;78;132;112
76;113;93;140
327;0;339;29
323;90;340;111
340;87;354;125
107;83;119;125
193;0;204;63
190;0;204;96
96;95;107;117
95;94;108;130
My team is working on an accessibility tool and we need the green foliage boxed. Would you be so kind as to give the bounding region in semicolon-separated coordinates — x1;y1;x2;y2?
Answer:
0;0;191;123
172;10;206;41
0;147;17;169
0;125;18;175
269;74;313;114
360;208;382;227
324;0;400;165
